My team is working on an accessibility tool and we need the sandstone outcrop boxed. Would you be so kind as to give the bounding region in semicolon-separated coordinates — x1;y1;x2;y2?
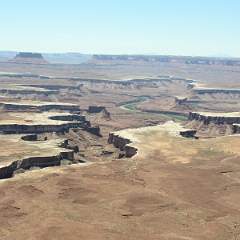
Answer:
86;126;101;136
21;134;48;141
26;84;80;90
0;122;88;134
71;77;186;87
0;88;57;95
0;102;80;112
88;106;106;113
0;113;90;134
194;88;240;95
179;130;197;138
108;133;137;158
0;115;104;180
21;134;39;141
189;112;240;125
0;144;74;179
48;114;86;122
59;139;79;153
87;105;111;120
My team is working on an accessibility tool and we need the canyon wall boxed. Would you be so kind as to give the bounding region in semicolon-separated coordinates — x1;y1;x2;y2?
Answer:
0;148;74;180
0;103;80;112
194;88;240;95
108;133;137;158
0;89;57;95
0;122;89;134
189;112;240;125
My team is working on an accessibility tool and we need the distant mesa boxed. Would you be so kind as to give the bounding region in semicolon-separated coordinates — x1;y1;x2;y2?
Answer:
17;52;43;59
10;52;48;64
92;54;240;66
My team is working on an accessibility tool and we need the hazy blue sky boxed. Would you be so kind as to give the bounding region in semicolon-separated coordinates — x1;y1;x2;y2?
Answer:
0;0;239;56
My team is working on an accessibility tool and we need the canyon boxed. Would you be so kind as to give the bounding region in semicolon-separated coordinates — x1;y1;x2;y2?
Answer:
0;52;239;239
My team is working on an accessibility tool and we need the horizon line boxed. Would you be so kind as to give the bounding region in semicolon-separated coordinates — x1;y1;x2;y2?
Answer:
0;50;239;60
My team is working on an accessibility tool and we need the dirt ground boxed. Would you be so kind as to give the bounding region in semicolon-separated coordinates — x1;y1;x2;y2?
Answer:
1;127;240;240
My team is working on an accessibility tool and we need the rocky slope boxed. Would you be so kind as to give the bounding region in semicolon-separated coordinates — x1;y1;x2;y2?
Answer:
108;133;137;158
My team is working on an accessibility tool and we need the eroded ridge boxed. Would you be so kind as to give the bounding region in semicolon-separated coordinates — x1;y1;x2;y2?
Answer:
188;111;240;135
0;112;91;134
0;101;103;178
0;135;75;179
0;100;80;112
108;121;197;159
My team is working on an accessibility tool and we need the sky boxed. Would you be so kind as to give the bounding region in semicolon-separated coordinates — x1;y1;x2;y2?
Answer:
0;0;239;57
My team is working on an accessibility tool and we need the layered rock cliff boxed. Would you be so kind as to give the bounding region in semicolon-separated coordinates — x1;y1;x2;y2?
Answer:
108;133;137;158
0;122;88;134
0;102;80;112
194;88;240;95
0;144;74;179
0;113;91;134
188;112;240;125
0;88;57;95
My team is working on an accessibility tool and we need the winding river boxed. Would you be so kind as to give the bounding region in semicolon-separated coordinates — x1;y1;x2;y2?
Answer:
119;96;188;121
